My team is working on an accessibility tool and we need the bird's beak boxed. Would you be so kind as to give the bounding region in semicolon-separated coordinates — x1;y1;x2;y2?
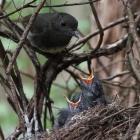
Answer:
64;95;81;110
78;70;94;85
73;30;80;39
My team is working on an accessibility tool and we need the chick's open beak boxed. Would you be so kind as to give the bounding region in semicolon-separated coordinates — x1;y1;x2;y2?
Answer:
64;95;81;110
78;70;94;85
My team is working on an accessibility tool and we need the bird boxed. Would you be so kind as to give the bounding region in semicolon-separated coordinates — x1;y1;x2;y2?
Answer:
80;71;107;106
22;12;78;54
70;70;107;111
54;95;81;129
54;71;107;129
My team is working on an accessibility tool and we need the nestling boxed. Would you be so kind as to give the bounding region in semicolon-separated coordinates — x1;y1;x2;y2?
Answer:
54;95;81;129
71;71;107;111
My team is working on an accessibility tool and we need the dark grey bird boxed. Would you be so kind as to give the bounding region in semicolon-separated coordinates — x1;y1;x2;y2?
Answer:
22;12;78;54
80;71;107;107
54;95;81;129
71;71;107;111
54;71;107;129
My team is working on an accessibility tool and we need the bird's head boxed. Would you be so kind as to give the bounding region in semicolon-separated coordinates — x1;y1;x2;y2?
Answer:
77;70;107;106
64;95;81;111
52;12;79;38
78;70;94;85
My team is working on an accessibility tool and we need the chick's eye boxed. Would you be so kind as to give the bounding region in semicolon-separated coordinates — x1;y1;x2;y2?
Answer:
61;22;66;27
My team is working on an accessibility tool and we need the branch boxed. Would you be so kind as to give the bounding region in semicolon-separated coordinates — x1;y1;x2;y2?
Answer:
6;0;47;74
45;104;140;140
0;0;36;19
31;0;100;8
126;2;140;56
126;2;140;82
62;34;128;66
89;0;104;52
102;71;131;81
0;126;4;140
74;12;140;47
0;0;99;19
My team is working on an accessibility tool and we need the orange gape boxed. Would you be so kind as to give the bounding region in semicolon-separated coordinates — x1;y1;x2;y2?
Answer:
64;95;81;110
78;71;94;85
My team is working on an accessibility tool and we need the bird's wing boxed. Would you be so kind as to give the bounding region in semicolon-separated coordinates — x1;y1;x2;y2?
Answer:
22;13;50;34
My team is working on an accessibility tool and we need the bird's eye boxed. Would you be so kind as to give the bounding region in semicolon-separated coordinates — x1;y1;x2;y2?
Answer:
61;22;66;26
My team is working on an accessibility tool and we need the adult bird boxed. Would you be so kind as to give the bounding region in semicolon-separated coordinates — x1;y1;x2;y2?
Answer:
22;12;78;54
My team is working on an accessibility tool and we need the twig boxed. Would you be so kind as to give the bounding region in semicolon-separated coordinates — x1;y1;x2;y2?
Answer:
63;34;128;66
89;0;104;52
0;126;4;140
0;0;36;19
20;70;34;79
31;0;100;8
65;69;81;87
126;2;140;82
101;108;127;122
124;110;140;140
132;121;140;140
73;12;139;48
102;71;131;81
6;0;47;74
0;0;99;20
126;2;140;57
103;80;135;89
106;120;133;135
6;126;23;140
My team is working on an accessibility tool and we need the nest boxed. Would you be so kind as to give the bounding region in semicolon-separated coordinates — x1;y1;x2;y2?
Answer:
41;103;140;140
